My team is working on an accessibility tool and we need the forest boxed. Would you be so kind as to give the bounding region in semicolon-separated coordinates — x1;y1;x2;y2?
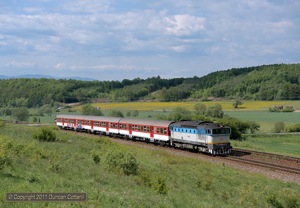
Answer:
0;63;299;108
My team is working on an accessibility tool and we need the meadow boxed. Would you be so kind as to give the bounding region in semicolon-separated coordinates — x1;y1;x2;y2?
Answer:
0;124;299;207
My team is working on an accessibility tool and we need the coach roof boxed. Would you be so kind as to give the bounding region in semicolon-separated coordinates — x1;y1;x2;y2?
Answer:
119;118;173;127
56;114;122;123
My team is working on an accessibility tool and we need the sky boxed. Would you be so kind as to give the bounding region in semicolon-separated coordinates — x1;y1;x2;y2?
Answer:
0;0;299;81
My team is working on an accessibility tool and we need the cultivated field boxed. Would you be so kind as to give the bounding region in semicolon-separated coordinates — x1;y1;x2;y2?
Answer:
88;100;300;111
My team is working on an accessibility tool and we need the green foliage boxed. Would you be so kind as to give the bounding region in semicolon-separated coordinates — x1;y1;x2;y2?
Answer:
105;150;139;176
285;123;300;132
153;177;168;195
0;108;12;116
194;103;206;116
108;109;124;117
132;110;139;117
12;107;29;121
0;64;299;107
266;194;283;208
33;127;57;142
233;99;243;108
168;107;192;121
126;110;139;117
0;120;5;127
90;150;101;164
81;104;103;116
219;116;260;140
0;150;12;170
205;104;224;118
273;122;285;133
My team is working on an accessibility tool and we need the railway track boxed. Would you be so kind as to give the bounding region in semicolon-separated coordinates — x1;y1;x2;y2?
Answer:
231;148;300;163
227;148;300;175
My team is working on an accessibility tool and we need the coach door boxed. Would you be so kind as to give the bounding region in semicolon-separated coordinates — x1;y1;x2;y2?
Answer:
129;124;132;135
105;122;108;132
91;120;94;130
150;126;154;138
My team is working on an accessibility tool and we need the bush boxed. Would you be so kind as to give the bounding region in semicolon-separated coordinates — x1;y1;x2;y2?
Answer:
273;122;285;133
0;137;13;170
33;127;57;142
0;151;12;170
153;177;168;195
285;123;300;133
90;150;101;164
266;194;283;208
12;107;29;121
0;120;5;127
105;150;139;175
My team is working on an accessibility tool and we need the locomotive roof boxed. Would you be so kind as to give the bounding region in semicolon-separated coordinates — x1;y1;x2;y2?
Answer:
170;121;229;129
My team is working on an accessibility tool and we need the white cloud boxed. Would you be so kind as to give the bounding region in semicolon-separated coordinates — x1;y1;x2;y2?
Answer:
171;45;187;53
149;14;206;36
6;60;36;68
62;0;111;13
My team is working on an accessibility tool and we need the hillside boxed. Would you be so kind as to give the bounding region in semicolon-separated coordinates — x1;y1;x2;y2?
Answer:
0;63;299;107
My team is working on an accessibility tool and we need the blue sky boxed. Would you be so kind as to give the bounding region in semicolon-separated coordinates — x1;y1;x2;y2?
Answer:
0;0;299;80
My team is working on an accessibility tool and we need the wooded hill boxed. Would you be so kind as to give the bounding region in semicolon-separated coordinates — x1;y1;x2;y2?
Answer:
0;63;299;107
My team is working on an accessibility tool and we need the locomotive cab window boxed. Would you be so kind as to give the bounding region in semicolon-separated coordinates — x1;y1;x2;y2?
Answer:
212;128;230;135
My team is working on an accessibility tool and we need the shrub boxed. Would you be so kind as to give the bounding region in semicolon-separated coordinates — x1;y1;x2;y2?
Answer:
33;127;57;142
153;177;168;195
105;150;139;175
132;110;139;117
90;150;101;164
266;194;283;208
0;120;5;127
273;122;285;133
285;123;300;133
0;151;12;170
122;153;139;175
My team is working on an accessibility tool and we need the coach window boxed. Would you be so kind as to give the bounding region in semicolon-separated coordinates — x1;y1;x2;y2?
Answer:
163;128;167;134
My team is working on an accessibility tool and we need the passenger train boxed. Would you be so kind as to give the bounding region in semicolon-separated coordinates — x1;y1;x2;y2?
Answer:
56;114;232;155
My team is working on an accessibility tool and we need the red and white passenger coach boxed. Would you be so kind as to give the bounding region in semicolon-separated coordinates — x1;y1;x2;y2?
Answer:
56;114;172;143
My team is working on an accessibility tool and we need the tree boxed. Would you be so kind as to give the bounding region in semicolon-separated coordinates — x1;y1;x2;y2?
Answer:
132;110;139;117
81;104;103;116
205;104;224;118
108;110;124;117
274;122;285;133
168;107;192;121
194;103;206;116
233;99;243;109
12;107;29;121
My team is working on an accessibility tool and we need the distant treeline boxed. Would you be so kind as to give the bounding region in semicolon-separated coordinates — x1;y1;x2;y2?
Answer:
0;63;299;108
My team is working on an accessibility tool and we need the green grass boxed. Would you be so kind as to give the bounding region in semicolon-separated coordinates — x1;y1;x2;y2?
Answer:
225;111;300;132
231;134;300;156
0;124;299;207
